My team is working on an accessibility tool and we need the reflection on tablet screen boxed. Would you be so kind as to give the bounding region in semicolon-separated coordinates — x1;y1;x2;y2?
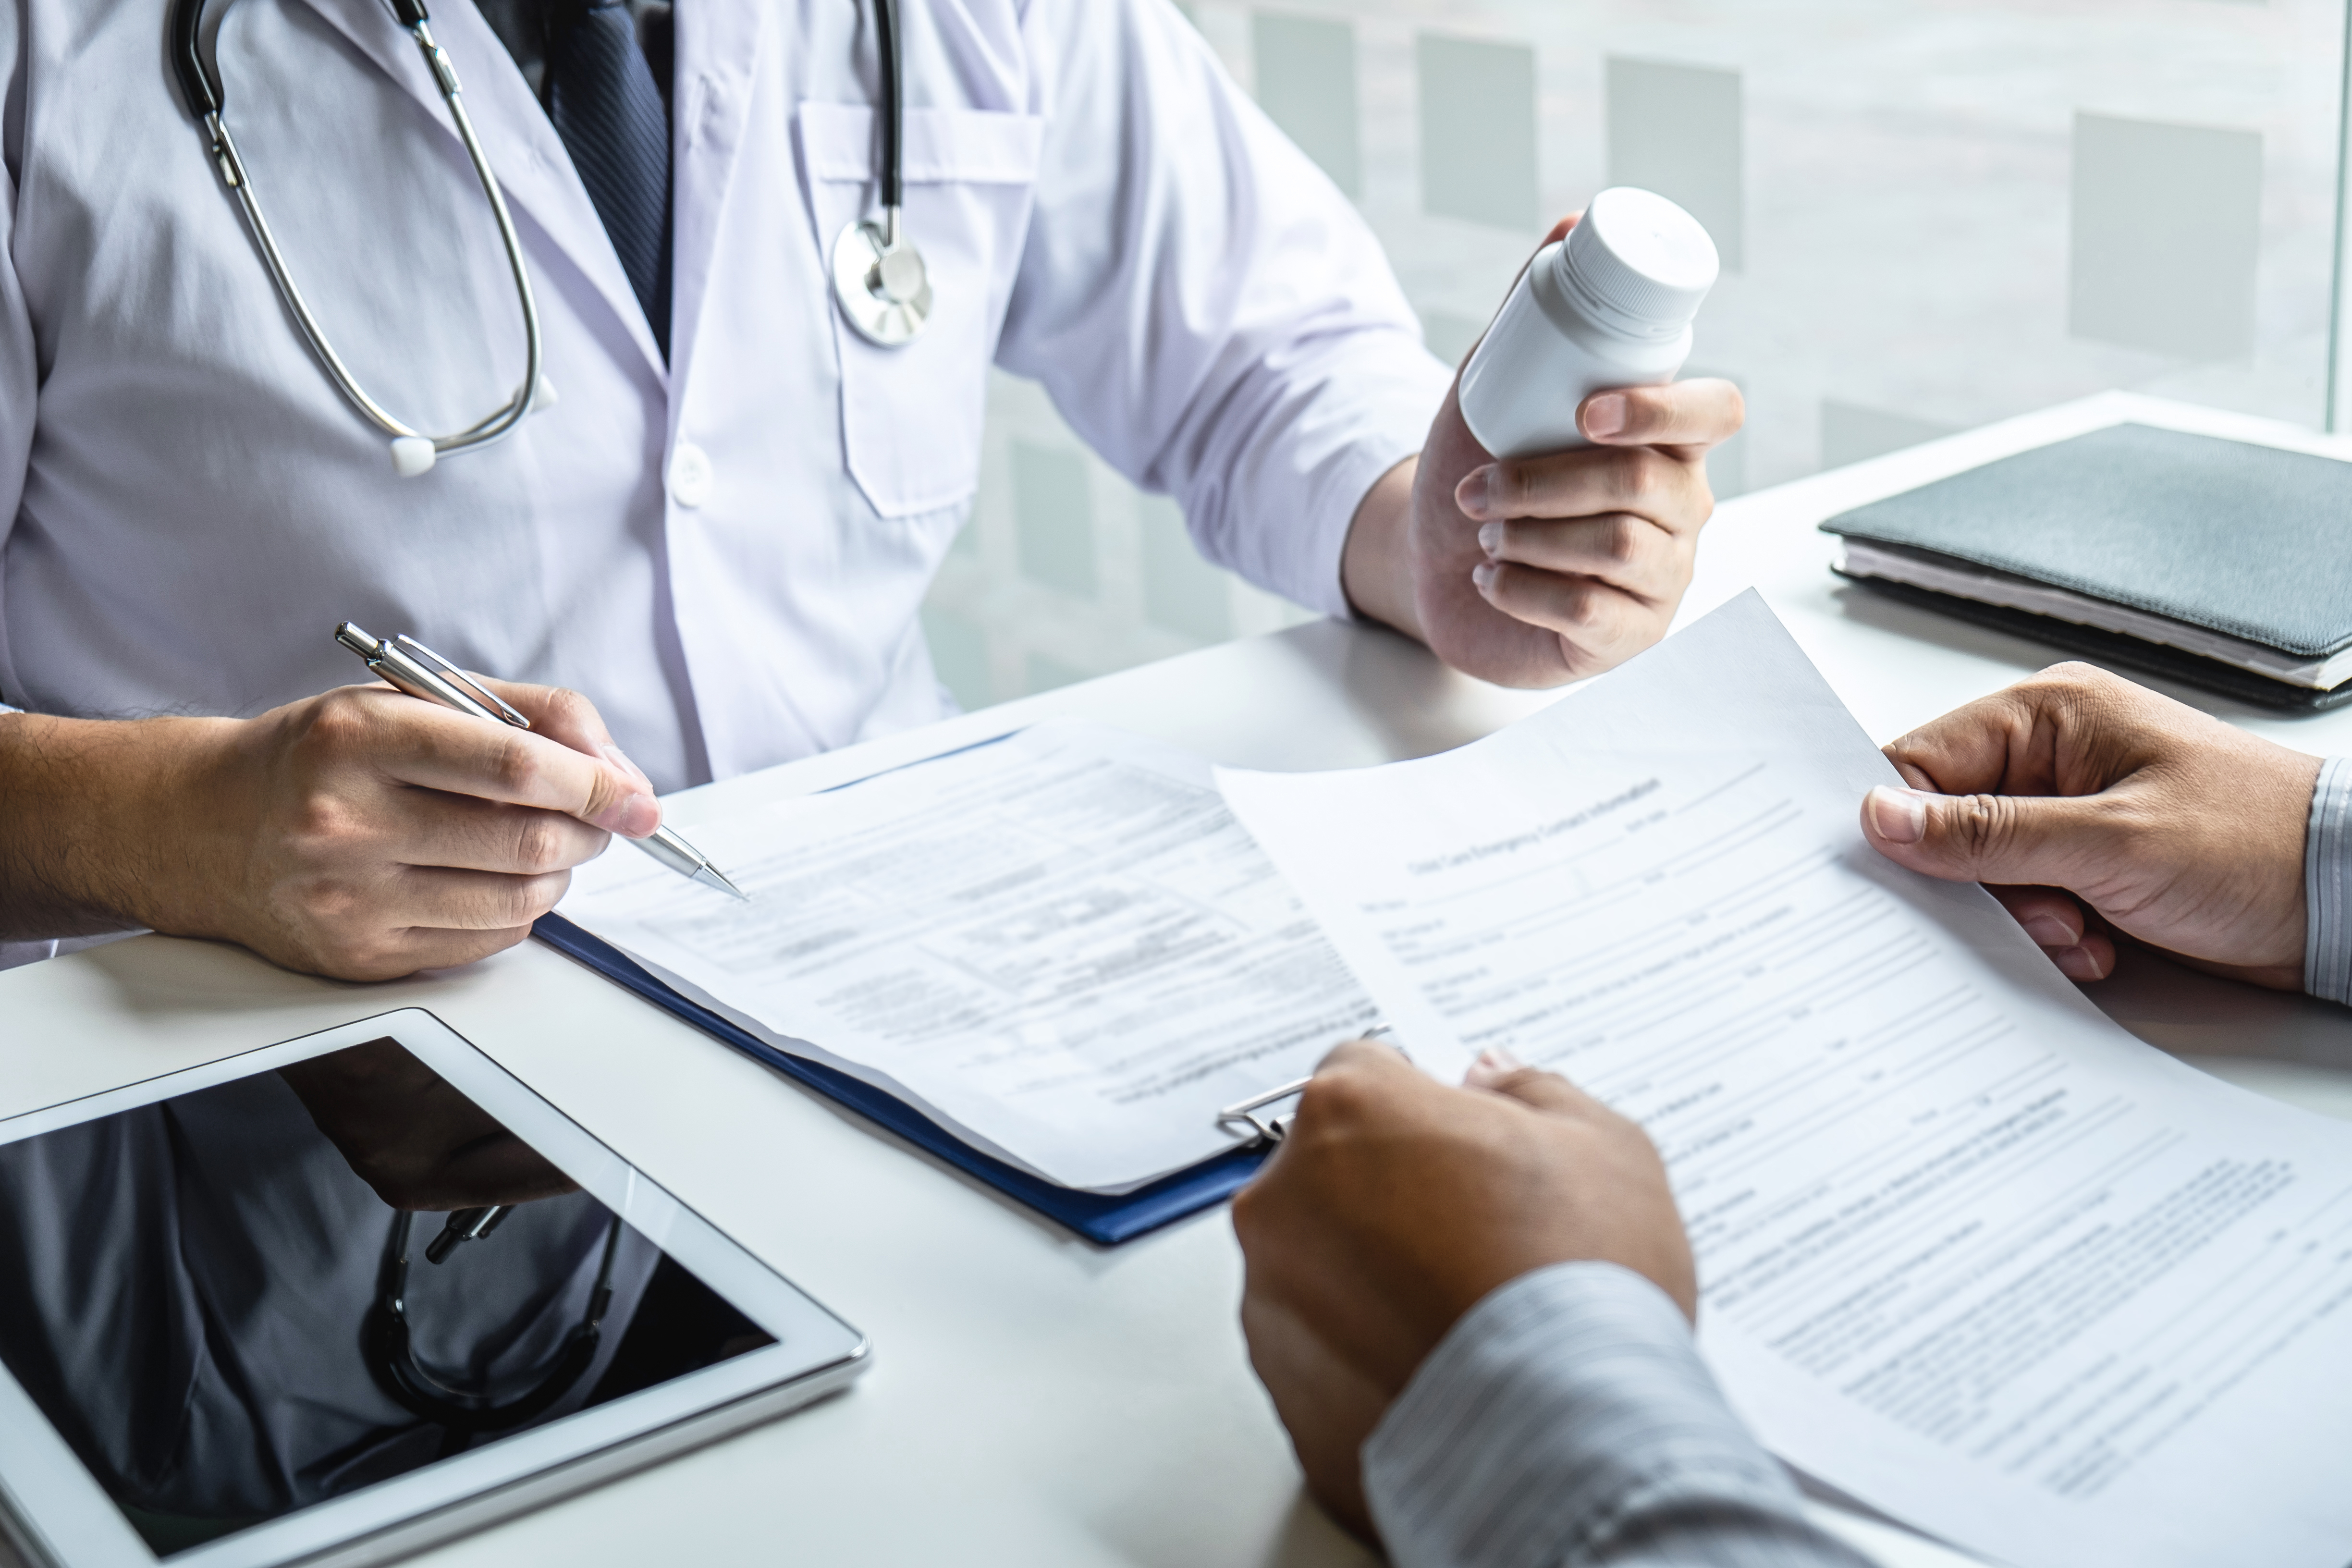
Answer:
0;1038;774;1557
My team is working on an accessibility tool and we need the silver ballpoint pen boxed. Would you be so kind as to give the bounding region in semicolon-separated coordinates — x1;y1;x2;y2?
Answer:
334;622;750;902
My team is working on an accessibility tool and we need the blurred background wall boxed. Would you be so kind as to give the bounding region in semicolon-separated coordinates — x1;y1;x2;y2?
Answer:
919;0;2345;710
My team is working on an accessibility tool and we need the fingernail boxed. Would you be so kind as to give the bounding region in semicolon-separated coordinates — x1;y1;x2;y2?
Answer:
1471;561;1498;594
1456;467;1496;518
1865;785;1928;845
597;792;660;837
600;743;651;790
2022;915;2076;947
1584;393;1628;439
2054;945;2107;982
1477;521;1503;556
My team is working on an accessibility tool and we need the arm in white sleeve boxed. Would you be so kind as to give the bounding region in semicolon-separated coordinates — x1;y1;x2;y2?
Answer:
1363;1262;1874;1568
0;0;52;970
996;0;1451;616
2304;757;2352;1004
0;0;33;697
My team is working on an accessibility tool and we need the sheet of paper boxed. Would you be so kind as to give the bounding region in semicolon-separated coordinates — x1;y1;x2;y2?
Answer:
560;723;1377;1192
1217;591;2352;1568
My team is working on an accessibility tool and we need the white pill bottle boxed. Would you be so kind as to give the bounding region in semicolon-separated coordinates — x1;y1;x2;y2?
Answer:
1456;187;1720;460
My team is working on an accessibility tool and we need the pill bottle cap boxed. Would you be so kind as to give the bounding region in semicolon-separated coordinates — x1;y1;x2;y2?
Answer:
1555;187;1719;341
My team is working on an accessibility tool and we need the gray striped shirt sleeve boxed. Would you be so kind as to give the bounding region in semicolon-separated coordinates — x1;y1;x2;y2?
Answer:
1362;1262;1871;1568
2307;757;2352;1005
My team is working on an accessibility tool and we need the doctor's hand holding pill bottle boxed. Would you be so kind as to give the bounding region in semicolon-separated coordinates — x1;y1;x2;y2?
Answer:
1344;189;1740;688
0;679;658;981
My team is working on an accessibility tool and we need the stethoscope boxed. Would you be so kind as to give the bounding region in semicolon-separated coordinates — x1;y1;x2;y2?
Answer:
824;0;933;347
364;1205;624;1440
169;0;931;479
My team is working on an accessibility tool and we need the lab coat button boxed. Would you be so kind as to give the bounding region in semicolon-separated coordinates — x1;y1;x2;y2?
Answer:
669;442;713;507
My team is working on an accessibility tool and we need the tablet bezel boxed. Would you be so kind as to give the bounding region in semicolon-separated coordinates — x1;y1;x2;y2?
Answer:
0;1008;869;1568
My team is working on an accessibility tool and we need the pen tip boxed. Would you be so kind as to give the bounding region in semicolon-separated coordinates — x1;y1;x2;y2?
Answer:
694;865;752;902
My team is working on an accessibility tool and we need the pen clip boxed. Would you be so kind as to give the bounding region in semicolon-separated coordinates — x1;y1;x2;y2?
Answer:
394;635;531;729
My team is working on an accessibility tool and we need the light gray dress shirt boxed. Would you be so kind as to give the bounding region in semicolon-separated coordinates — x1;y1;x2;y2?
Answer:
1366;756;2352;1568
1364;1263;1870;1568
2304;756;2352;1004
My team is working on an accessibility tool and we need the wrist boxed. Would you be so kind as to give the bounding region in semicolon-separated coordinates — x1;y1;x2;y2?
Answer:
1340;455;1425;645
0;711;246;940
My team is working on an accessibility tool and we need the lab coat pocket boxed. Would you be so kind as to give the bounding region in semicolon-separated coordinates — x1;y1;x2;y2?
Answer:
799;102;1043;519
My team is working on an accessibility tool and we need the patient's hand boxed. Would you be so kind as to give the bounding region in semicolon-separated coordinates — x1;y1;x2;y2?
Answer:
1861;662;2319;989
1231;1040;1692;1539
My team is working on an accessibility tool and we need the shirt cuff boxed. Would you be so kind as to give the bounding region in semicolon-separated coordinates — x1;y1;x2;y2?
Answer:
1260;348;1452;623
1311;432;1429;624
2307;757;2352;1004
1363;1262;1844;1568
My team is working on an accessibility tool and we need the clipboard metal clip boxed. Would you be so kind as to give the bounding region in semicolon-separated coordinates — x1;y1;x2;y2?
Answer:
1217;1076;1311;1147
1215;1028;1400;1149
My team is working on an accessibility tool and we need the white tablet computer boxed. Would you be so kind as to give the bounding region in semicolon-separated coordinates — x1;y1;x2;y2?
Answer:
0;1009;868;1568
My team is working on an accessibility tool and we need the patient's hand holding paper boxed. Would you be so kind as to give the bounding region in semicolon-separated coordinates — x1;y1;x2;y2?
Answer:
1218;591;2352;1568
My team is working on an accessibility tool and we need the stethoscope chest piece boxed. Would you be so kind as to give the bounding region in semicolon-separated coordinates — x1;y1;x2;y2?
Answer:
831;216;931;347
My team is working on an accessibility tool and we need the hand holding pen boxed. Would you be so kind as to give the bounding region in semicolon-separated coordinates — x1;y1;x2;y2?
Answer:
0;624;737;982
335;625;747;902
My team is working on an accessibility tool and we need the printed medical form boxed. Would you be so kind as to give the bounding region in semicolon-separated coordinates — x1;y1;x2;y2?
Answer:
1219;593;2352;1568
563;726;1374;1191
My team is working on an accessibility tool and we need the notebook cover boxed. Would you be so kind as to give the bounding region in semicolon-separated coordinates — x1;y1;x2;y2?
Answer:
1834;572;2352;712
1819;423;2352;659
531;913;1265;1246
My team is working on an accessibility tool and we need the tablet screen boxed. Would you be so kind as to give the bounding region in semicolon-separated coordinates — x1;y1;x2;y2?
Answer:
0;1037;775;1557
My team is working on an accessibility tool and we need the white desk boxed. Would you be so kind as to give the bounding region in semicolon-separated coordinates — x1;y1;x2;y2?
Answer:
9;391;2352;1568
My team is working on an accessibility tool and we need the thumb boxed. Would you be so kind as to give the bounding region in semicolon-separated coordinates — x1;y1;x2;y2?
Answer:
1860;784;2116;890
487;680;661;838
569;749;661;838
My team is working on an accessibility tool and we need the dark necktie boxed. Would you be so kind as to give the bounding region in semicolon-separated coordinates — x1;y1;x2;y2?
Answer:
543;0;671;353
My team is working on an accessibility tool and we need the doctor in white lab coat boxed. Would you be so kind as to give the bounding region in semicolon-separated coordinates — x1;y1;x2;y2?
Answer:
0;0;1742;978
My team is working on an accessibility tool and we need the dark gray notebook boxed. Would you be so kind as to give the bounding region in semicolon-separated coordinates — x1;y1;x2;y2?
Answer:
1820;423;2352;709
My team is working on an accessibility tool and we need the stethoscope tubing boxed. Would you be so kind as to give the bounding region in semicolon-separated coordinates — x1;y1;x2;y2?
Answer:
171;0;542;462
169;0;924;470
367;1206;623;1433
829;0;933;344
876;0;902;217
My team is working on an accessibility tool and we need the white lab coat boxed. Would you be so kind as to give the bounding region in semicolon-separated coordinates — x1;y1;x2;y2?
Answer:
0;0;1447;798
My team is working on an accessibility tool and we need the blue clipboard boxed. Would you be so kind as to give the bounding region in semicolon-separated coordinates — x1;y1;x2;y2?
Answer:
531;913;1265;1246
